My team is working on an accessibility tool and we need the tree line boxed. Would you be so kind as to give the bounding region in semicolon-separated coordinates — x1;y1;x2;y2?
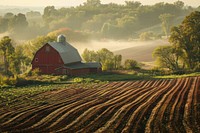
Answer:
82;48;140;71
82;48;121;70
0;0;200;40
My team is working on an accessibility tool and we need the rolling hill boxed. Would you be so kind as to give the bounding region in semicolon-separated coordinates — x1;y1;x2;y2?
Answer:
114;39;169;62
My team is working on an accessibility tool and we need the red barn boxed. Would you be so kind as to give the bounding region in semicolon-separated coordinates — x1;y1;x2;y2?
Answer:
31;35;101;76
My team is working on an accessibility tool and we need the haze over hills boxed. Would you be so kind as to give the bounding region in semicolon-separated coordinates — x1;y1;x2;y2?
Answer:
0;0;199;72
0;6;43;15
114;40;169;62
0;0;200;7
0;0;199;16
72;39;169;69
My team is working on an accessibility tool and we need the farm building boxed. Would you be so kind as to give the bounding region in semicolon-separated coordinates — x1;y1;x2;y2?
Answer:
31;35;101;76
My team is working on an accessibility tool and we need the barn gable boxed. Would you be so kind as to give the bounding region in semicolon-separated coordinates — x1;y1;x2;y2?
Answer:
48;41;81;64
31;43;64;65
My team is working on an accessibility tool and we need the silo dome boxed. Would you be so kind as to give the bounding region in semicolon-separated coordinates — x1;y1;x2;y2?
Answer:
57;34;66;43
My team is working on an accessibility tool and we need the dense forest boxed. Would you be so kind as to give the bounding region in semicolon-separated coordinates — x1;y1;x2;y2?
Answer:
0;0;200;41
0;0;199;80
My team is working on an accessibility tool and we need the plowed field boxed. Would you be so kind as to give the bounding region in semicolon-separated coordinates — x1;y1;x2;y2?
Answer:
0;77;200;132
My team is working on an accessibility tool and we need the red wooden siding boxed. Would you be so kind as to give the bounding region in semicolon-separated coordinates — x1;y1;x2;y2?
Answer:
32;44;64;74
31;41;102;76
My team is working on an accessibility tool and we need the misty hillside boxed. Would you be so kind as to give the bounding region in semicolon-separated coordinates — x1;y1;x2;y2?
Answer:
0;1;200;41
0;1;200;75
114;40;169;62
0;6;43;16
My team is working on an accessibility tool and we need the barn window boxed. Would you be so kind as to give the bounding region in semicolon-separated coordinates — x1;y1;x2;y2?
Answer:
35;58;38;62
46;46;50;52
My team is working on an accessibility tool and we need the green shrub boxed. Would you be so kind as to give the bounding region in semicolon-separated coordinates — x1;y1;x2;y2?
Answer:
73;78;84;83
31;68;41;76
9;77;17;85
84;78;94;83
0;75;18;87
73;77;99;83
61;75;68;81
2;76;9;85
124;59;140;70
0;75;2;85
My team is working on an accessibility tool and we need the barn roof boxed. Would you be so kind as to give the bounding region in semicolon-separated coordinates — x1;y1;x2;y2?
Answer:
58;62;101;70
48;41;82;64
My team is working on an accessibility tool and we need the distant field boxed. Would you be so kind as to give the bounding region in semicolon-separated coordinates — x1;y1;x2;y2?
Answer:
114;39;169;63
0;76;199;132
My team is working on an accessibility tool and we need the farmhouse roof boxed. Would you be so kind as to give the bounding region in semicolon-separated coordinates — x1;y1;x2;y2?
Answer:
48;35;82;64
61;62;101;70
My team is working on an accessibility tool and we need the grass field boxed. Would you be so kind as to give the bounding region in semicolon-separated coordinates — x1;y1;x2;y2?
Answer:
0;76;199;132
74;72;200;82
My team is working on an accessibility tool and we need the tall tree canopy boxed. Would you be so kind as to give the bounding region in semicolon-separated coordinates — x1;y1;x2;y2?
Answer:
153;46;185;72
9;13;28;32
159;13;174;37
154;11;200;72
169;11;200;71
82;48;122;70
84;0;101;7
0;36;14;74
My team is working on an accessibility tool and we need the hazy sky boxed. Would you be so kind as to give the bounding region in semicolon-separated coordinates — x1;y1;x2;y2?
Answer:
0;0;199;7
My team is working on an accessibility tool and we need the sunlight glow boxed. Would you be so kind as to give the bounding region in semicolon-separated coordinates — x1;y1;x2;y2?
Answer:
0;0;199;7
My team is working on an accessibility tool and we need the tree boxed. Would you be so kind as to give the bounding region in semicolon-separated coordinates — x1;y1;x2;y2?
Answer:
114;55;122;69
169;11;200;71
174;1;184;9
4;12;14;19
26;11;41;18
153;46;185;72
84;0;101;7
12;45;30;74
0;17;9;33
0;13;14;33
124;59;140;70
97;48;114;70
139;32;154;41
43;6;58;25
8;13;28;34
82;48;97;62
117;15;138;37
159;13;174;37
125;1;141;9
83;14;112;32
101;23;111;37
82;48;122;70
0;36;14;75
